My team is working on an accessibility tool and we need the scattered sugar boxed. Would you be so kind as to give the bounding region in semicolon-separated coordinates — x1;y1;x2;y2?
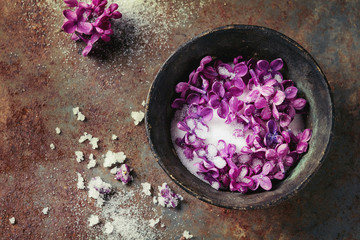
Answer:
9;217;16;225
75;151;84;163
182;230;193;239
141;100;146;107
104;222;114;234
131;111;145;125
218;66;236;79
77;173;86;190
111;134;118;140
55;127;61;134
89;137;99;149
50;143;55;150
149;217;160;228
42;207;49;215
103;150;126;168
79;132;99;149
88;215;100;227
141;182;152;196
72;107;80;115
87;154;97;169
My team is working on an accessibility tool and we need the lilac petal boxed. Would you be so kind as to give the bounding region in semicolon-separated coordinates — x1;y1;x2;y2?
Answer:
293;98;307;110
240;177;253;187
262;162;274;175
175;82;189;93
259;176;272;191
229;87;243;97
259;85;275;97
210;96;221;109
234;62;248;77
202;66;218;80
71;33;80;41
241;146;252;154
260;106;272;120
217;100;229;119
274;171;285;180
300;129;312;142
199;107;213;122
285;86;298;99
265;149;277;160
62;20;76;34
270;58;283;71
284;155;294;167
273;90;286;105
254;96;267;109
286;105;296;118
112;11;122;19
64;0;78;7
279;113;292;127
177;121;190;132
186;93;200;105
63;9;77;20
82;44;93;56
184;148;194;159
267;120;277;133
281;131;291;143
212;81;225;97
256;60;269;71
246;89;260;102
229;167;239;180
296;142;308;153
234;78;246;90
109;3;119;12
171;98;185;109
77;21;93;34
227;144;237;156
272;103;280;120
276;143;289;157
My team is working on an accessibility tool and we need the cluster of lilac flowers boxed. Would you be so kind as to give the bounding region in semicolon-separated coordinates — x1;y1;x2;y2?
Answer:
115;164;133;184
61;0;122;56
172;56;312;192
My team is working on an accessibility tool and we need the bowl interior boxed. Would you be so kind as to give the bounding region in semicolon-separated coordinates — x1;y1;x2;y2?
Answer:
146;25;333;209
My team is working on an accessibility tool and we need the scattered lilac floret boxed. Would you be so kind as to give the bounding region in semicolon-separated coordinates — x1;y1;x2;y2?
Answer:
114;164;133;184
88;176;112;207
171;56;312;192
154;183;183;208
61;0;122;56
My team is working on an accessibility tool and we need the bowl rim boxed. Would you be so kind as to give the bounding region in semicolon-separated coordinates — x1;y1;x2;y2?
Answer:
145;24;334;210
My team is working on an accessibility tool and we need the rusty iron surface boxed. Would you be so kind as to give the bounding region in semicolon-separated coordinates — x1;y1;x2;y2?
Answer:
0;0;359;239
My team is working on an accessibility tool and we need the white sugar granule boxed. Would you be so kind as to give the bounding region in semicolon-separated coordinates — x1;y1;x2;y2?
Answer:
55;127;61;134
103;151;126;168
87;154;97;169
89;137;99;149
72;107;85;121
9;217;16;225
75;151;84;163
88;215;100;227
50;143;55;150
77;173;85;190
79;132;99;149
104;222;114;234
141;100;146;107
111;134;118;140
98;190;159;240
131;111;145;125
141;182;152;196
72;107;80;115
42;207;49;215
182;230;193;239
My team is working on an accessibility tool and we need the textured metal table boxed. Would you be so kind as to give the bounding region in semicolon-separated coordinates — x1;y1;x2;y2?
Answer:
0;0;359;239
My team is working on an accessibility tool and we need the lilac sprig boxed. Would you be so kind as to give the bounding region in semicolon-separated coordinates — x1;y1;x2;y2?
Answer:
172;55;312;192
62;0;122;56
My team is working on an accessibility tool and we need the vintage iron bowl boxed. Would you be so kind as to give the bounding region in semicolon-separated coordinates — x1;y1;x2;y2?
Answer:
145;25;333;210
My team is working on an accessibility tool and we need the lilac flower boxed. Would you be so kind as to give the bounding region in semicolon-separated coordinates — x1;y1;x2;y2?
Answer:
62;0;122;56
254;90;286;121
62;7;93;35
217;140;237;168
226;97;244;124
189;56;213;85
264;120;282;148
250;162;274;191
115;164;133;184
256;58;284;83
246;70;276;103
187;104;213;122
195;160;221;190
296;129;312;154
175;137;195;160
209;81;230;119
229;165;253;193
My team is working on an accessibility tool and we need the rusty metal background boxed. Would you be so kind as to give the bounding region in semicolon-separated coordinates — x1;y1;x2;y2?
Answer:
0;0;359;239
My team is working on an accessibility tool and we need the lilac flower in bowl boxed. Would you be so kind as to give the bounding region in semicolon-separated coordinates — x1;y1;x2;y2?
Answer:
146;25;333;210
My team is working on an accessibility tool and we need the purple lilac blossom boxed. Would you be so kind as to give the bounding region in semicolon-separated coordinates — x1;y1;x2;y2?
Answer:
115;164;133;184
171;56;312;192
61;0;122;56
